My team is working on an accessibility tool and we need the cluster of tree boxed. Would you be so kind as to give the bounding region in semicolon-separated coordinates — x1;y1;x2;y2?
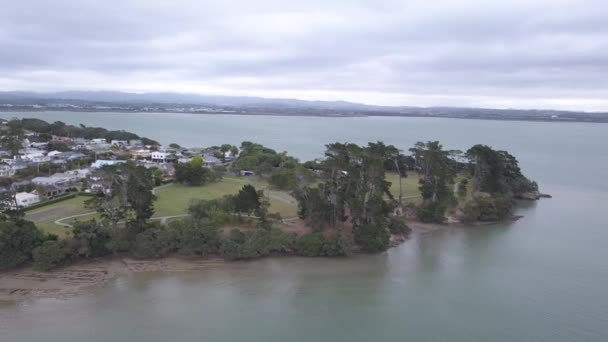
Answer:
410;141;459;223
3;118;158;147
19;182;354;271
293;142;410;252
174;155;221;186
232;142;314;191
189;184;270;223
465;144;538;197
85;162;156;231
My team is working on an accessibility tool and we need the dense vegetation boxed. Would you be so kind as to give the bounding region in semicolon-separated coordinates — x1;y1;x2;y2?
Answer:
0;129;540;272
2;118;159;146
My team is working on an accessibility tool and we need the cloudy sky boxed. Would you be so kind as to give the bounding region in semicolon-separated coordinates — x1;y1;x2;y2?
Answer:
1;0;607;111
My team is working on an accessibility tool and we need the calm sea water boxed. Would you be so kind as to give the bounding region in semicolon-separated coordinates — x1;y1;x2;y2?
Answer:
1;111;607;341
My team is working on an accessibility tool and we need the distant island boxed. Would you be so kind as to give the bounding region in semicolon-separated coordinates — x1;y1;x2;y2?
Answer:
1;91;608;123
0;117;547;300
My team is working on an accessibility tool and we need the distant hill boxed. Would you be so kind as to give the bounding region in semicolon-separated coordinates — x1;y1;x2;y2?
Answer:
0;90;607;123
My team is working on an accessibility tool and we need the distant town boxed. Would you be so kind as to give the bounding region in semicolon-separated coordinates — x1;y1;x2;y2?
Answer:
1;91;607;123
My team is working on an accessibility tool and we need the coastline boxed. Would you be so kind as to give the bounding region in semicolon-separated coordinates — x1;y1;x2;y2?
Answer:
0;223;441;303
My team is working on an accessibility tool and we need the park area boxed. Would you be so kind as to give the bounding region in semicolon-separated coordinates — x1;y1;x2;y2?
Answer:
24;174;423;237
24;176;300;236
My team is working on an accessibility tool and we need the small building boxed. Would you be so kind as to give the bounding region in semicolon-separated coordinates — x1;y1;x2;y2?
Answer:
111;140;129;147
151;152;176;163
0;164;16;177
15;192;40;208
91;160;125;168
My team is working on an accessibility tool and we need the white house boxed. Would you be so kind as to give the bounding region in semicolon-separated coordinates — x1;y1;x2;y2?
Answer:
151;152;175;163
15;192;40;208
0;164;15;177
47;150;63;157
91;160;125;168
111;140;129;147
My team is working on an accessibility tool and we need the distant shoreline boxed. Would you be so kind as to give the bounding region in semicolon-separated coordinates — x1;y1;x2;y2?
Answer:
1;108;607;123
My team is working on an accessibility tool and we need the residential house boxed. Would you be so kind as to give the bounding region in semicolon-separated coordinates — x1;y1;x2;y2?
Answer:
91;160;125;168
0;163;16;177
15;192;40;208
151;151;176;163
111;140;129;147
202;154;222;167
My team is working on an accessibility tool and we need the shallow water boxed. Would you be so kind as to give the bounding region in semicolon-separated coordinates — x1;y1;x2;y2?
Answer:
1;112;607;341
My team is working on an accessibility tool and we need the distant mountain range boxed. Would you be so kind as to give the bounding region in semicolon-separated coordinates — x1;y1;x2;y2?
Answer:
1;90;607;123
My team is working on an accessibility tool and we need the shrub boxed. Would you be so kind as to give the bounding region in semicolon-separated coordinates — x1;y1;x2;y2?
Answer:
296;233;325;256
322;232;353;256
32;239;76;271
0;220;44;270
387;217;411;235
354;223;390;252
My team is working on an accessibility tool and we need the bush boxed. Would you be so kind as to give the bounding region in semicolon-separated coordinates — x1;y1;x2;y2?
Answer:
72;220;112;258
353;223;390;252
322;233;353;256
131;227;177;259
0;220;44;270
296;233;325;256
168;219;221;256
220;228;296;260
32;239;76;271
417;202;447;223
387;217;411;235
463;195;514;223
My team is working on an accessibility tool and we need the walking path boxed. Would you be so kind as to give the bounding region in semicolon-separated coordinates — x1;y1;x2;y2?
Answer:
53;179;299;228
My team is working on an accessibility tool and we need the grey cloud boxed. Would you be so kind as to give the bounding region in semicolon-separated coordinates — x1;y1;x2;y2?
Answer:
1;0;608;110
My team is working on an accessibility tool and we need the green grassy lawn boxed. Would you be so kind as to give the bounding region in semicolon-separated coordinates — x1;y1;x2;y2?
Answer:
23;177;298;236
24;195;93;237
154;177;298;218
386;172;421;203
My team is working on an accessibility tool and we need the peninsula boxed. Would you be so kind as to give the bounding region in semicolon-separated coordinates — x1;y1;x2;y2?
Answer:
0;118;545;299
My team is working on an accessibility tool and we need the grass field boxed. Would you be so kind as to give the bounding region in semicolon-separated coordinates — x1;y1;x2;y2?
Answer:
25;177;299;236
24;196;92;237
24;174;429;236
386;172;422;203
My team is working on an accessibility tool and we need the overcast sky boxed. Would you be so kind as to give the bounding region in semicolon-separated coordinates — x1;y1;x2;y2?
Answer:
1;0;607;111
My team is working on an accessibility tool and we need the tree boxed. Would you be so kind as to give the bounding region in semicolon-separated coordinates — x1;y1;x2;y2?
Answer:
191;155;204;168
72;220;112;258
0;124;24;157
0;219;43;270
32;239;75;271
234;184;266;217
85;163;155;230
410;141;457;223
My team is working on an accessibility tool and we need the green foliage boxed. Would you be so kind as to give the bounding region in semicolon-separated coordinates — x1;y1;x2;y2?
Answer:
131;226;178;259
0;220;44;270
353;223;390;252
458;178;469;198
388;217;411;235
296;232;354;256
32;239;75;271
71;220;112;258
296;233;325;256
220;228;297;260
167;219;221;256
7;118;158;145
410;141;458;223
233;142;299;176
466;144;538;197
462;195;514;223
417;201;448;223
191;155;203;168
175;162;215;186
